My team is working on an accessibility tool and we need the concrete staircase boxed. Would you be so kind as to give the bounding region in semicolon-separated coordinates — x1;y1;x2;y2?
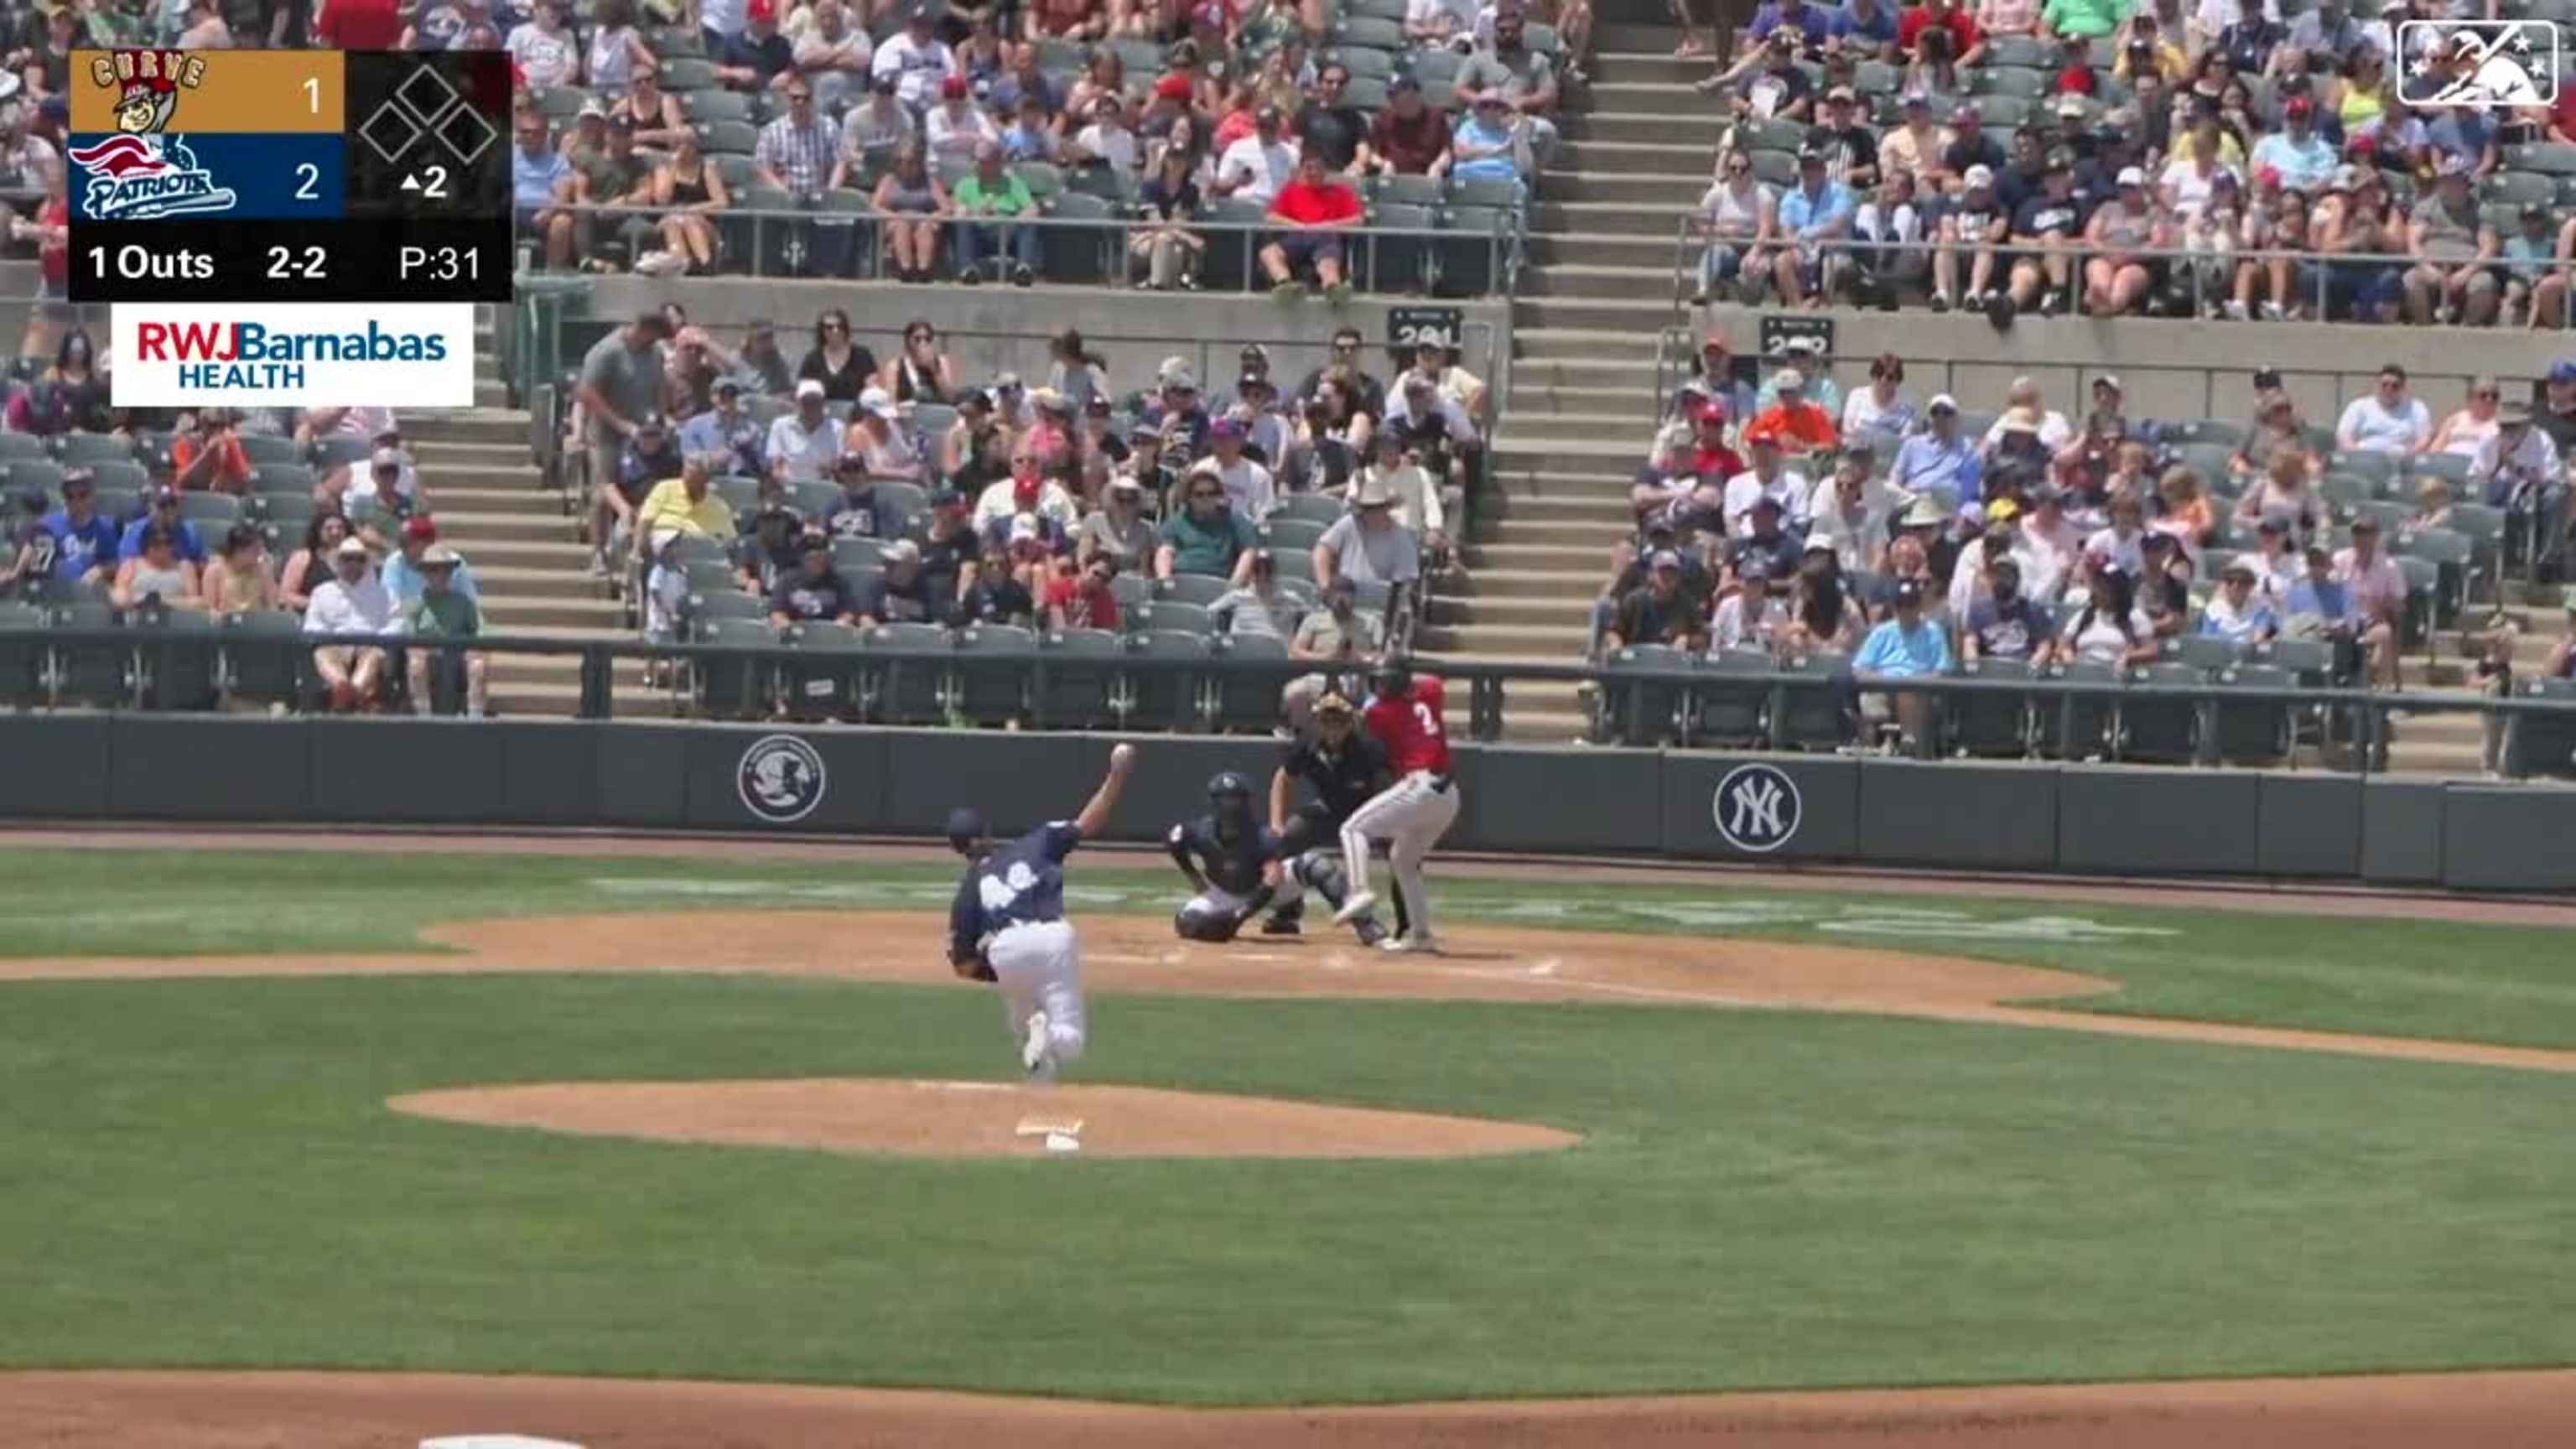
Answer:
417;314;635;718
1428;16;1710;740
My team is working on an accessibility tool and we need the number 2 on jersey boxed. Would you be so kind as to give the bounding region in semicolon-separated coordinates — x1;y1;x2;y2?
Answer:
1414;701;1442;738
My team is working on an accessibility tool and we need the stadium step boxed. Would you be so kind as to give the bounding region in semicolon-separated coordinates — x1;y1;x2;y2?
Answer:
1507;378;1665;417
415;486;571;519
1510;293;1690;332
1551;139;1721;178
412;439;542;467
1468;542;1614;572
476;597;629;631
1517;262;1689;303
1526;229;1700;272
1436;594;1600;628
404;409;535;446
1544;171;1722;206
1561;109;1729;146
469;563;614;601
1468;518;1628;549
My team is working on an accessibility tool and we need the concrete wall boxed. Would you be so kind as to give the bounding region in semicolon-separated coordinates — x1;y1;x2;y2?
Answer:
13;713;2576;892
1700;304;2574;428
580;277;1514;412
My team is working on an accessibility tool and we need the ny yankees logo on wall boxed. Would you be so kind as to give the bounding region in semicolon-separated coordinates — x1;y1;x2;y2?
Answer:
1711;763;1802;853
737;735;828;824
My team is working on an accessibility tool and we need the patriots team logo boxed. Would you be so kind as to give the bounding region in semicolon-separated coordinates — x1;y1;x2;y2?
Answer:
68;133;238;221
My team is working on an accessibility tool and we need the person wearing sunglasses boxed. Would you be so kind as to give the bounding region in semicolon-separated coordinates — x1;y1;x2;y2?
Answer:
1153;473;1259;584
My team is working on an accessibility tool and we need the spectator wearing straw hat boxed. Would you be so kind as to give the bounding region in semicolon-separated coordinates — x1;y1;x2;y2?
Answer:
1315;474;1420;592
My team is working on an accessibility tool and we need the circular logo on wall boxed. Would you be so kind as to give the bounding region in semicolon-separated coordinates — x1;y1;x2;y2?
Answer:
1711;763;1802;854
736;735;828;824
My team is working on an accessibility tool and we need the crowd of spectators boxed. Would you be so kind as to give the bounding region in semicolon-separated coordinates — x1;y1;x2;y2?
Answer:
1597;330;2576;757
570;307;1493;717
1686;0;2576;324
497;0;1576;288
0;364;494;715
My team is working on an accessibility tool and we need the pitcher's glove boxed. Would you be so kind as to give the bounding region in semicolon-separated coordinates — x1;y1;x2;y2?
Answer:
950;945;997;983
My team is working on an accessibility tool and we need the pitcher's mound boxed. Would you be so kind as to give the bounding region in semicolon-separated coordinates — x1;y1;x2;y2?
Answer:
392;1079;1581;1161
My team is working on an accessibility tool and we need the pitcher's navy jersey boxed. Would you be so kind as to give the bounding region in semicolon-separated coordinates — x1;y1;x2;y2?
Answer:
1166;816;1280;896
949;819;1083;958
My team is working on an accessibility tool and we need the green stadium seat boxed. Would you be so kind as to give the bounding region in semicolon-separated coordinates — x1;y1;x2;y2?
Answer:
0;432;46;460
953;623;1037;725
1772;651;1849;750
710;474;762;517
177;493;241;528
782;619;868;715
55;433;136;464
1208;632;1290;733
131;607;219;710
2164;634;2245;673
1108;574;1153;612
1261;517;1327;552
1600;645;1691;746
217;610;302;710
1121;629;1210;731
2116;662;2205;765
661;57;719;91
2510;676;2576;778
1363;202;1436;293
234;433;304;467
2208;663;2295;767
695;615;782;719
49;600;130;708
1680;648;1773;748
1043;191;1119;284
2038;660;2119;759
687;589;767;626
864;621;952;725
0;600;46;707
2506;142;2576;175
1331;14;1403;48
1129;600;1212;636
1155;574;1229;608
1036;627;1124;729
683;559;742;596
8;459;64;497
2483;170;2555;209
1944;656;2036;758
683;90;753;122
1329;45;1396;80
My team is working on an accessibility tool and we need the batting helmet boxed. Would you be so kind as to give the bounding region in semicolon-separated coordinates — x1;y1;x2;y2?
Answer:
1371;657;1412;699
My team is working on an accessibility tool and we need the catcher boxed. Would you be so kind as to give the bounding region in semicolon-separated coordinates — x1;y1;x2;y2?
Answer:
1166;771;1285;943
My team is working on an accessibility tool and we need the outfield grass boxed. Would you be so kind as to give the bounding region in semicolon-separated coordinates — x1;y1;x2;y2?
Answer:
0;972;2571;1402
9;848;2576;1051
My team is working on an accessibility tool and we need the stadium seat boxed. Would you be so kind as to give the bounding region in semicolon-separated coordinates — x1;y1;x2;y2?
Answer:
2507;142;2576;176
1332;14;1403;48
1036;628;1124;730
310;435;373;472
1984;35;2054;66
132;607;219;711
2208;664;2295;767
1599;644;1690;746
177;493;241;529
863;621;952;725
696;616;782;719
49;600;129;708
874;480;931;522
2039;660;2119;759
1343;75;1389;112
781;619;869;717
953;623;1038;725
2116;662;2205;765
1436;205;1514;296
1155;574;1229;608
1329;46;1396;80
85;461;149;501
1208;632;1290;733
1944;656;2036;758
55;434;136;464
1683;648;1773;748
710;475;762;517
8;459;64;497
1043;192;1120;284
682;559;740;597
2396;526;2475;621
1122;629;1210;730
1772;651;1848;750
683;90;752;122
1280;492;1348;526
216;610;304;710
1407;49;1462;94
1129;600;1213;636
2165;634;2245;673
788;480;839;519
661;58;719;91
252;461;316;498
0;431;46;460
1108;573;1153;612
1261;517;1327;552
2510;677;2576;778
1363;202;1436;293
0;600;46;707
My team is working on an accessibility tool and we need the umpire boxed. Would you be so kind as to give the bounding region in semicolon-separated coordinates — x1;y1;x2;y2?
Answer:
1268;687;1404;945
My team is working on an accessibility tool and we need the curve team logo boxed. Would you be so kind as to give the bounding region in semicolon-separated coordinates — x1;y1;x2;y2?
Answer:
71;49;236;221
1711;763;1803;854
737;735;828;824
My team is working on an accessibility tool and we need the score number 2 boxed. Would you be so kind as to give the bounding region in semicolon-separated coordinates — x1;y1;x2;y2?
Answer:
267;246;327;280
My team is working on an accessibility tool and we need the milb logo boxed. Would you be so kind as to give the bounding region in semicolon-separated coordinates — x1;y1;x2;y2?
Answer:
133;319;452;390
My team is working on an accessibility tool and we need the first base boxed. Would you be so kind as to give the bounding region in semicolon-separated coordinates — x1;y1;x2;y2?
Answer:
422;1437;587;1449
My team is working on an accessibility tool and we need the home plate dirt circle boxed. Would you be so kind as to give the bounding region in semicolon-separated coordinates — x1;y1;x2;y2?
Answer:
390;1079;1582;1160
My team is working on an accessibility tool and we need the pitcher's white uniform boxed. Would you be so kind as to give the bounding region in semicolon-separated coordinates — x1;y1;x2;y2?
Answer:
1334;673;1461;949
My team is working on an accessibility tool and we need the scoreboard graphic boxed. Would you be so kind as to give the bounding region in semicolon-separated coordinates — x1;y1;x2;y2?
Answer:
69;48;513;306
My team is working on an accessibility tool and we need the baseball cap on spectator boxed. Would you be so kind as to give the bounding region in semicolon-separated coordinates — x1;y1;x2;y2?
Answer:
1901;89;1930;110
1389;73;1422;94
1696;399;1728;424
931;486;969;512
578;97;608;121
2054;95;2087;118
1954;101;1983;125
1240;343;1271;367
2437;153;2473;179
941;74;969;97
859;386;900;420
1126;418;1161;439
1354;475;1399;508
1768;369;1805;393
1035;388;1074;416
421;545;462;569
2284;93;2314;120
1164;369;1199;393
2549;360;2576;385
1927;393;1959;414
1986;498;2021;525
1649;549;1683;572
333;536;370;558
2044;147;2075;172
1803;536;1836;555
1256;104;1285;127
371;445;405;471
402;515;437;543
1826;85;1857;104
2094;375;2123;397
794;378;825;401
1893;578;1926;607
1738;553;1774;583
1796;143;1827;166
1701;331;1729;353
1766;28;1794;49
1249;548;1277;573
1155;73;1193;101
1963;164;1995;190
1108;474;1145;496
871;73;897;93
1209;417;1244;441
1782;335;1824;358
1998;410;2042;436
2116;165;2146;187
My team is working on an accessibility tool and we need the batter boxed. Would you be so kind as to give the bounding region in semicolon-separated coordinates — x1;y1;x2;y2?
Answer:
1332;659;1461;953
944;742;1138;1083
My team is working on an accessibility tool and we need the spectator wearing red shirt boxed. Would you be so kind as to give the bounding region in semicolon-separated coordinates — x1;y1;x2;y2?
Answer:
1897;0;1979;62
315;0;405;49
1366;75;1452;175
1045;551;1124;631
1259;151;1362;298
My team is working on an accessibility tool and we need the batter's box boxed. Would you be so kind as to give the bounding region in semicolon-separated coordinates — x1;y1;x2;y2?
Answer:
2397;20;2559;108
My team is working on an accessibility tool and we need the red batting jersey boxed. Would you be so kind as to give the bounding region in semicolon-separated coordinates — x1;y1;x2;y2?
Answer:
1365;677;1452;776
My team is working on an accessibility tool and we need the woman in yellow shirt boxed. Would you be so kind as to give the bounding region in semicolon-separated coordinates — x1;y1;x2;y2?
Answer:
2329;45;2390;145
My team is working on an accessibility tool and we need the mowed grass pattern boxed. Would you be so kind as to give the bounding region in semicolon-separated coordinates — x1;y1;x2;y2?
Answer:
1;973;2572;1403
8;847;2576;1050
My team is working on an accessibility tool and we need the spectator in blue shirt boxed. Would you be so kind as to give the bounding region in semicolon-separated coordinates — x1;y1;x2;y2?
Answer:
1829;0;1900;55
117;486;207;566
1889;394;1984;506
1853;576;1952;746
2249;94;2337;193
823;456;904;540
2280;544;2352;636
680;378;767;479
39;470;117;584
1772;146;1856;305
1746;0;1833;53
512;113;576;269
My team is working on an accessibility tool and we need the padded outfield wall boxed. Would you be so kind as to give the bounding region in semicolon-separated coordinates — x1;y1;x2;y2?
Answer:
6;714;2574;893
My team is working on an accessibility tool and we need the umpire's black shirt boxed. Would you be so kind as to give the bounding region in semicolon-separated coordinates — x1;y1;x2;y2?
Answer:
1281;730;1394;823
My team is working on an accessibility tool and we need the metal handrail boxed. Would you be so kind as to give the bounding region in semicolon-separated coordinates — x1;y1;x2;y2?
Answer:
8;623;2573;777
538;199;1520;298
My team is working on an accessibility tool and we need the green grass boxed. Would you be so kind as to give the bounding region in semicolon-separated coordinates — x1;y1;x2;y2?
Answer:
8;847;2576;1052
0;973;2570;1402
